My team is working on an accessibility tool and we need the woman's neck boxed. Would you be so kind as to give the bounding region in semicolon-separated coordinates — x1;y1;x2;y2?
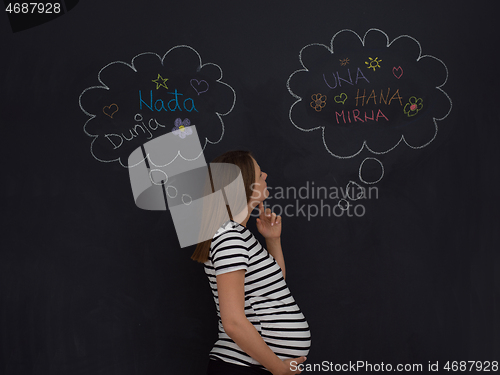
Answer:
232;203;256;227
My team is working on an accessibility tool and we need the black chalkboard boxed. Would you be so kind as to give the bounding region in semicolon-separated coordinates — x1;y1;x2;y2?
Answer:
1;1;499;374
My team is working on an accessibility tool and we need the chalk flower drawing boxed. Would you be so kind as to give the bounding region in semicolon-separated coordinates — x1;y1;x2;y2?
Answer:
172;118;193;138
310;93;327;112
403;97;423;117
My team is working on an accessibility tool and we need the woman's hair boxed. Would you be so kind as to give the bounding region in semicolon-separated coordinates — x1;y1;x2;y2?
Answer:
190;150;256;263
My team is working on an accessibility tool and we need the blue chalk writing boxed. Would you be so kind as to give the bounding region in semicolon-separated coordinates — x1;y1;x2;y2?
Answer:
139;89;198;112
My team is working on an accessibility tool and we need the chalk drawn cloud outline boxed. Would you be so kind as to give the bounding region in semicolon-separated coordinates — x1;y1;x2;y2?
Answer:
79;45;236;168
286;28;452;160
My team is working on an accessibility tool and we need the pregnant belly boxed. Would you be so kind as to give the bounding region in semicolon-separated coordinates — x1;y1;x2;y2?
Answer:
260;317;311;358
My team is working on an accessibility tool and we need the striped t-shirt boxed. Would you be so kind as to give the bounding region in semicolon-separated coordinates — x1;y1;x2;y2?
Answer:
204;220;311;369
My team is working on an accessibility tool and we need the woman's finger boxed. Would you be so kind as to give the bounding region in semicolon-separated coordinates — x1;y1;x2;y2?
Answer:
259;203;266;219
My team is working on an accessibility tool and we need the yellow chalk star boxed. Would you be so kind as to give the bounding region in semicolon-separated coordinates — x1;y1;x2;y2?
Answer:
152;74;169;89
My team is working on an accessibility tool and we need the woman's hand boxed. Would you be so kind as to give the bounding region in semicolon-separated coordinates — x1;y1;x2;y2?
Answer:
256;202;281;239
273;356;307;374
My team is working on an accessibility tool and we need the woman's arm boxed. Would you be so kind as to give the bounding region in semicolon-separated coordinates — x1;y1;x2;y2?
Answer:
257;203;286;279
216;270;305;374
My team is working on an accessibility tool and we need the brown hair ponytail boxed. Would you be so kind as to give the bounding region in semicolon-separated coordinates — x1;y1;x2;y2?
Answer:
190;150;255;263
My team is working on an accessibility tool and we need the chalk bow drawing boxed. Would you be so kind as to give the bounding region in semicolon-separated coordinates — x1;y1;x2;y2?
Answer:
103;104;119;118
190;79;209;95
392;66;403;79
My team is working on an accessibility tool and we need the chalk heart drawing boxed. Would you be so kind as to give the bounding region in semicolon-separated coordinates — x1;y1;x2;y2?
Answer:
334;93;348;104
190;79;209;95
103;103;119;118
392;66;403;79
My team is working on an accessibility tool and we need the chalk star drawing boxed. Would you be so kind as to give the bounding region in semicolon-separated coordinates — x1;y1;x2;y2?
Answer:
339;58;350;66
365;57;382;71
152;74;169;89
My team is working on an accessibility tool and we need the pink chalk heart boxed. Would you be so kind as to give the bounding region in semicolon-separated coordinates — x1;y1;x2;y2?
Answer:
103;103;119;118
392;66;403;79
190;79;209;95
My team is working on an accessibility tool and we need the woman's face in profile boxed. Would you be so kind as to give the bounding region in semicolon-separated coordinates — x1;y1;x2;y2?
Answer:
249;157;269;207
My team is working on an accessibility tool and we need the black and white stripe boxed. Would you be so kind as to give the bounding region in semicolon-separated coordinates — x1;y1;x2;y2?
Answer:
204;221;311;369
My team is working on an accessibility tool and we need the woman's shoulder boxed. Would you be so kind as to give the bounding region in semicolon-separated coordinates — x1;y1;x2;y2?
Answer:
212;220;249;239
211;220;256;251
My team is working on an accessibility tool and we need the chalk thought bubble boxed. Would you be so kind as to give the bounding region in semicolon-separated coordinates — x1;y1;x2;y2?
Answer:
79;45;236;167
287;29;452;162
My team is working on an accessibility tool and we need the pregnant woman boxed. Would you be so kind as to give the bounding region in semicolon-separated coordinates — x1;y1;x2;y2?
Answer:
191;150;311;375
